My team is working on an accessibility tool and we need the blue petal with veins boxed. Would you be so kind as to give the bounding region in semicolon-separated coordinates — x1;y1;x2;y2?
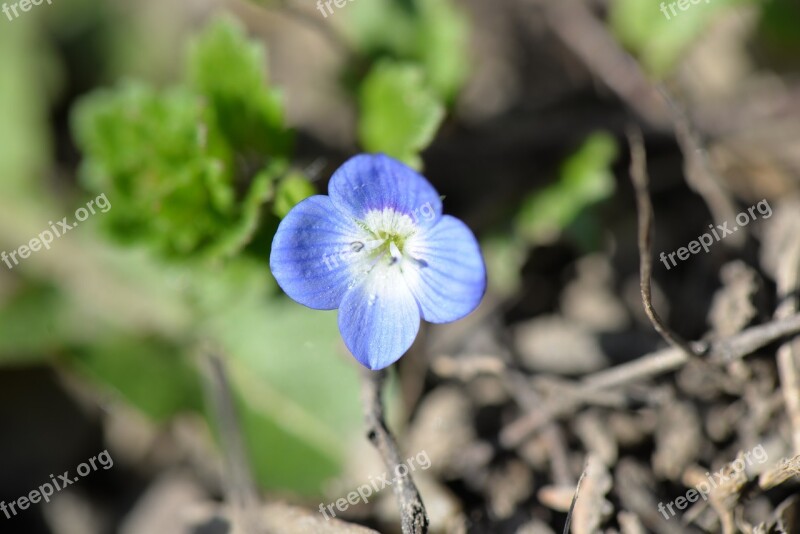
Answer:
270;154;486;370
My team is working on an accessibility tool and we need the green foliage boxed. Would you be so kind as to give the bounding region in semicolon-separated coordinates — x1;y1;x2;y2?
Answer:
515;132;618;245
414;0;470;100
481;234;527;298
179;259;362;493
609;0;751;77
0;285;88;361
481;133;617;299
207;163;284;259
60;15;364;494
5;6;458;498
71;18;292;258
215;298;363;494
70;335;204;422
239;398;342;494
757;0;800;58
60;242;360;494
358;61;445;169
187;19;292;158
73;83;231;254
273;173;317;219
348;0;467;164
343;0;469;101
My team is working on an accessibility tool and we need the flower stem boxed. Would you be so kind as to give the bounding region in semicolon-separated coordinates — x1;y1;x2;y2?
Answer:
199;345;263;534
361;368;429;534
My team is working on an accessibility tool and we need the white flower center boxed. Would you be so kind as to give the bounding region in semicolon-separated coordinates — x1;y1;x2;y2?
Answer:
350;208;426;274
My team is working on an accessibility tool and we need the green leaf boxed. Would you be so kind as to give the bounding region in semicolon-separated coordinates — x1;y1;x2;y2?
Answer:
209;296;363;495
236;393;342;495
4;247;356;494
70;335;204;422
272;172;316;219
516;132;618;245
71;17;293;259
170;260;361;495
414;0;470;100
209;162;285;259
757;0;800;58
343;0;470;100
73;82;237;255
0;285;90;362
609;0;753;77
187;17;292;157
342;0;417;57
481;234;527;298
358;61;445;169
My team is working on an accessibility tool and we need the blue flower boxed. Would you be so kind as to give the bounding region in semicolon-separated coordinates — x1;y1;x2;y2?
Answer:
270;154;486;370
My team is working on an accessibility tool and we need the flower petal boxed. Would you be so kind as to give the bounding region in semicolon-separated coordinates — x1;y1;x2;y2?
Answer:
270;195;368;310
338;264;421;370
403;215;487;323
329;154;442;228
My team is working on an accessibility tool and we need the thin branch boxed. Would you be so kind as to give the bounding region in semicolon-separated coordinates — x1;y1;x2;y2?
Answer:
501;312;800;447
772;214;800;454
626;126;706;358
362;369;428;534
563;465;588;534
504;369;573;485
199;346;265;534
777;343;800;454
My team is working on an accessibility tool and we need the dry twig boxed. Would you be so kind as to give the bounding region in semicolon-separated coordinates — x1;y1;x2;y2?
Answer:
771;213;800;454
627;126;707;358
505;369;573;485
502;312;800;446
563;465;588;534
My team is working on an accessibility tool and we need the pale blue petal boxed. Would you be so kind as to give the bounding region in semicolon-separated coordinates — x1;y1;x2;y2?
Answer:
329;154;442;229
338;264;421;370
403;215;486;323
270;196;368;310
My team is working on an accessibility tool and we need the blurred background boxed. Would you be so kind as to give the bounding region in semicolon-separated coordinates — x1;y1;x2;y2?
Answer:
1;0;800;532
